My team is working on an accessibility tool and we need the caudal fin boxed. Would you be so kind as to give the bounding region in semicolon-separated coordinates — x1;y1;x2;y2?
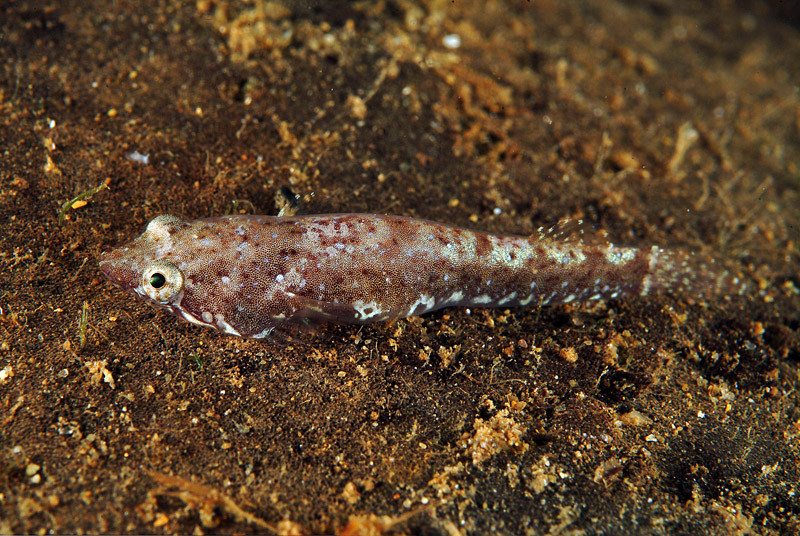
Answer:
646;248;748;298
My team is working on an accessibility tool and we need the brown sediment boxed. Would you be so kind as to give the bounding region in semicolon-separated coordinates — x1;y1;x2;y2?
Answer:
1;0;798;535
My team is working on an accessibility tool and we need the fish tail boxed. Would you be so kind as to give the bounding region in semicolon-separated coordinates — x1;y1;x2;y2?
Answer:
645;247;747;298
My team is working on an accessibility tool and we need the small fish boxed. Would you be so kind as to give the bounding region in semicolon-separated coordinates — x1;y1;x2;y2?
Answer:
99;213;743;339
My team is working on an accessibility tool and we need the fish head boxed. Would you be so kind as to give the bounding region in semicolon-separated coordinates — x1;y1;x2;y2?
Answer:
99;214;189;299
99;214;291;338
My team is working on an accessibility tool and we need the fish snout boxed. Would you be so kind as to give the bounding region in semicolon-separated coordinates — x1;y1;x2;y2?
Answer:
98;250;140;291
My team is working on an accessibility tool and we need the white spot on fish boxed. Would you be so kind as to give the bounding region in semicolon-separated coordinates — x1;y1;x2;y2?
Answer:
215;313;241;336
353;300;384;320
497;291;518;305
252;327;273;339
605;248;635;265
641;246;659;296
446;290;465;304
408;294;436;315
179;309;215;329
640;275;652;295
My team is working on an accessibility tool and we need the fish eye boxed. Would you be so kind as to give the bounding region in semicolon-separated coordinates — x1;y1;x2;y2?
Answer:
149;272;166;289
141;260;184;303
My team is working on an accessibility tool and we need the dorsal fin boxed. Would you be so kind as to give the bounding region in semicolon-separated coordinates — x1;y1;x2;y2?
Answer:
276;186;301;217
533;218;609;245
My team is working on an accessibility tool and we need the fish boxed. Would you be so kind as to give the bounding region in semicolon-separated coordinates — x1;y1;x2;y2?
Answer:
98;213;744;339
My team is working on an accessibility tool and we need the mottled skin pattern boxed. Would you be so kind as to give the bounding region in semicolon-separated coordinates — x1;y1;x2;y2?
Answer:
99;214;741;339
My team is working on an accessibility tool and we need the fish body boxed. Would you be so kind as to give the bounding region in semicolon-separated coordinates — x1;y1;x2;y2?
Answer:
99;213;739;338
